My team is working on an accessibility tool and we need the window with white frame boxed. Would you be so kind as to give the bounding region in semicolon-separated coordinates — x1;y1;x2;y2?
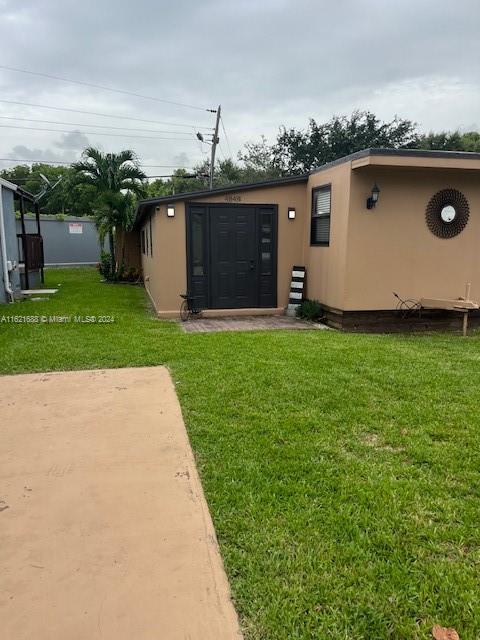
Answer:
311;185;331;245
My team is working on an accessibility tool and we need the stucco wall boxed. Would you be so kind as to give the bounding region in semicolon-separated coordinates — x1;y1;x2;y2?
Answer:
344;166;480;310
141;183;307;315
304;162;351;309
141;203;187;314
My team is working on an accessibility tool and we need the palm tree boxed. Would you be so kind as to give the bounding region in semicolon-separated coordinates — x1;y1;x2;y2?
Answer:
74;148;146;275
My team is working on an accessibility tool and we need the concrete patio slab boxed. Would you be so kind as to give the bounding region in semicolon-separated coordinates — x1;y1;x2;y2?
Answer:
181;315;327;333
0;367;242;640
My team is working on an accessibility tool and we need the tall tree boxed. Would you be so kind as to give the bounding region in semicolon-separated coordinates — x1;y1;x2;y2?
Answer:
73;148;146;274
238;136;282;180
270;111;419;174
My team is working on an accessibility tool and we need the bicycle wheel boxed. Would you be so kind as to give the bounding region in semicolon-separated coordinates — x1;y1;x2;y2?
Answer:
180;299;190;322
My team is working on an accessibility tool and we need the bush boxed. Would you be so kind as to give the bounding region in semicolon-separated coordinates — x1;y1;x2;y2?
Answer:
296;298;323;321
116;263;126;281
126;266;141;282
98;251;114;280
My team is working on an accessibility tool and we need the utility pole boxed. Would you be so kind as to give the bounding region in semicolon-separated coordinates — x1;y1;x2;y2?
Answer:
209;104;221;190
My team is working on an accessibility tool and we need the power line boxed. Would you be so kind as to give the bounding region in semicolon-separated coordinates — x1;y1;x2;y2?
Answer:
0;65;216;113
0;115;195;136
7;173;188;181
0;157;195;168
197;137;209;158
0;99;213;130
218;143;228;162
145;173;202;179
220;116;234;158
0;157;75;165
0;123;200;142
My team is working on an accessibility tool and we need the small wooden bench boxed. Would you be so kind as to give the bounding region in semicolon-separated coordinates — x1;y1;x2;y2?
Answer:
420;284;479;336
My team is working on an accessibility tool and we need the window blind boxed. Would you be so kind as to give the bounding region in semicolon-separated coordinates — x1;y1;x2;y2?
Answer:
315;188;331;217
311;186;331;245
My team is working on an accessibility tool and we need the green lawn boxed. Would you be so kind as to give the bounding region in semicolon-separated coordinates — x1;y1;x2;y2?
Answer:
1;268;479;639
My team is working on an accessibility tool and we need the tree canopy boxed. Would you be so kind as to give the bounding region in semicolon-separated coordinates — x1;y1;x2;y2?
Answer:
417;130;480;152
270;111;419;174
0;163;97;216
73;147;146;195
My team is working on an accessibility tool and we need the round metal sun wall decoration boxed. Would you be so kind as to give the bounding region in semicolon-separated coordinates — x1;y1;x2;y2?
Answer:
425;188;470;239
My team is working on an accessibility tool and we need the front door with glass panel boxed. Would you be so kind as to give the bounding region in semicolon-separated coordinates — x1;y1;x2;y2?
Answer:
186;203;277;310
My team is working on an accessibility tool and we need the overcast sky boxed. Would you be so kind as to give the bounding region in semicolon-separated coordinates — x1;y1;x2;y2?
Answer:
0;0;479;175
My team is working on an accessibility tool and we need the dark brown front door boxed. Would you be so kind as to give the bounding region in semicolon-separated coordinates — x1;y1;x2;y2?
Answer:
186;203;277;310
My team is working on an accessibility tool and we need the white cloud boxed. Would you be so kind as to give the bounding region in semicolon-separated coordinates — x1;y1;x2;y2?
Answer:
0;0;478;165
54;131;90;150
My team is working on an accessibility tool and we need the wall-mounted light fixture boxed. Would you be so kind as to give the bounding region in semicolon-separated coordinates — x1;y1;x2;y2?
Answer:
155;205;161;213
366;183;380;210
288;207;296;220
167;204;175;218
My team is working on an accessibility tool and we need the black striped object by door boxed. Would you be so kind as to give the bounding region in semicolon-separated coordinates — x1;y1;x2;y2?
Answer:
286;266;306;316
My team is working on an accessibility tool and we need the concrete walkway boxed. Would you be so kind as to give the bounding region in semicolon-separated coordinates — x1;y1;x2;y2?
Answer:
182;315;327;333
0;367;241;640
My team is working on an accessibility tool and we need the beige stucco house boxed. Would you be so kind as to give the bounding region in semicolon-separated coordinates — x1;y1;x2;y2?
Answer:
130;148;480;330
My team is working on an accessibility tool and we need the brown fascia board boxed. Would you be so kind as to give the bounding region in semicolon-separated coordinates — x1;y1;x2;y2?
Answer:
133;174;308;229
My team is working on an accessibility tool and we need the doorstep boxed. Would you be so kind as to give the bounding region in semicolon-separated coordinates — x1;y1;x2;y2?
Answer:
181;315;327;333
157;307;284;319
201;307;284;318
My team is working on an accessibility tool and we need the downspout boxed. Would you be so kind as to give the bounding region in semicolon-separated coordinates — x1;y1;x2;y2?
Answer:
0;186;14;302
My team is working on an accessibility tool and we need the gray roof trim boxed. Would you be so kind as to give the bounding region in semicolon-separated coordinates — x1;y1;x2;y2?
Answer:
0;178;38;202
309;147;480;175
0;177;18;192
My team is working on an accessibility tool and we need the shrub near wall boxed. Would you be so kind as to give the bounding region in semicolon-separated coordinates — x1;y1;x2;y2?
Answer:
296;299;323;321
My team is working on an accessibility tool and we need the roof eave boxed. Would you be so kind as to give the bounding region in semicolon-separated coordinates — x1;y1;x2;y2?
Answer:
309;147;480;175
0;178;36;201
0;177;19;192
